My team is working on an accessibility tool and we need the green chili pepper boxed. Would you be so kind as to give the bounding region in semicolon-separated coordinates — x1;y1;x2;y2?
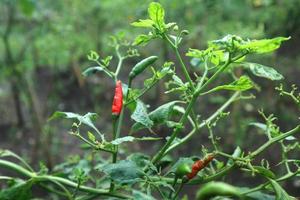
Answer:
196;182;242;200
175;163;192;177
129;56;158;80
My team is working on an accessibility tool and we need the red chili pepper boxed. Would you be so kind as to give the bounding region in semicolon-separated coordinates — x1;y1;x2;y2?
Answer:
112;80;123;116
187;154;214;180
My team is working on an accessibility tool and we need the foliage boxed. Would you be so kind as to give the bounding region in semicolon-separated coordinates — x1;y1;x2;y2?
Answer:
0;1;300;200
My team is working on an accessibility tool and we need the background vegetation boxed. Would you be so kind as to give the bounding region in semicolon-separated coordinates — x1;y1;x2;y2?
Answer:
0;0;299;198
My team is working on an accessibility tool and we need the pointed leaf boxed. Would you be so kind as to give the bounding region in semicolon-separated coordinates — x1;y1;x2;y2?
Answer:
82;66;105;77
133;190;155;200
111;136;135;145
131;19;154;28
268;179;294;200
239;37;290;54
0;179;33;200
211;76;254;92
102;160;144;185
148;2;165;28
49;112;101;136
243;62;284;81
131;101;153;129
131;101;179;132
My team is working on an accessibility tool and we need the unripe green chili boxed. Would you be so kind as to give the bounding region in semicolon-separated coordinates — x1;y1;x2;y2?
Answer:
175;163;192;177
129;56;158;80
196;182;242;200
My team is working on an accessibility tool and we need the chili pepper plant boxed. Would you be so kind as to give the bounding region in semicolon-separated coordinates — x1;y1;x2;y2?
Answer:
0;2;299;200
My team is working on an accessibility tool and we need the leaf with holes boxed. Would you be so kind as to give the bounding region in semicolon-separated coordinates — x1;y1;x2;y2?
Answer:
131;100;153;129
102;160;144;185
243;62;284;81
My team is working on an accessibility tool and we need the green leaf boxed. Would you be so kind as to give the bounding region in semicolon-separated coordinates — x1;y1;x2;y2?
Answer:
131;101;179;132
227;146;242;166
149;101;179;124
87;50;99;61
249;122;267;131
111;136;135;145
82;66;105;77
133;34;154;46
0;149;32;171
0;179;33;200
268;179;294;200
239;37;290;54
87;131;96;142
101;56;113;66
209;35;243;50
253;166;275;179
245;191;275;200
131;100;153;129
243;62;284;81
131;19;154;28
135;137;162;141
132;190;155;200
187;48;228;66
127;153;150;168
111;136;162;145
212;76;254;92
49;112;101;137
148;2;165;29
102;160;144;185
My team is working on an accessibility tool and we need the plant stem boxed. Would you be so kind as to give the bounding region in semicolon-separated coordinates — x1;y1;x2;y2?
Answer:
39;183;71;199
151;52;248;164
151;94;198;165
168;176;178;199
241;169;300;195
165;92;240;155
125;78;159;106
73;133;114;153
163;34;195;91
249;125;300;158
115;45;123;78
172;181;184;199
109;80;132;191
0;159;131;199
190;164;236;185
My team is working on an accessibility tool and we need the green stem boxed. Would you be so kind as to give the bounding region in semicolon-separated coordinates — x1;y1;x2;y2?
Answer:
72;179;82;199
39;183;71;199
95;61;114;79
47;180;73;200
0;176;14;180
172;181;184;200
151;94;198;165
151;53;248;164
241;169;300;195
0;159;130;199
109;80;132;191
73;133;114;153
165;92;240;155
249;125;300;158
115;45;124;78
168;176;178;199
164;34;195;91
125;78;159;106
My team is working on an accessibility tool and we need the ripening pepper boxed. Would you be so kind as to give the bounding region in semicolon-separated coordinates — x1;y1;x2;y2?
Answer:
175;163;192;178
187;154;214;180
112;80;123;116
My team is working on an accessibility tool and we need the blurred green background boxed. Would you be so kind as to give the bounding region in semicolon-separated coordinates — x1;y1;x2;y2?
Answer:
0;0;299;197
